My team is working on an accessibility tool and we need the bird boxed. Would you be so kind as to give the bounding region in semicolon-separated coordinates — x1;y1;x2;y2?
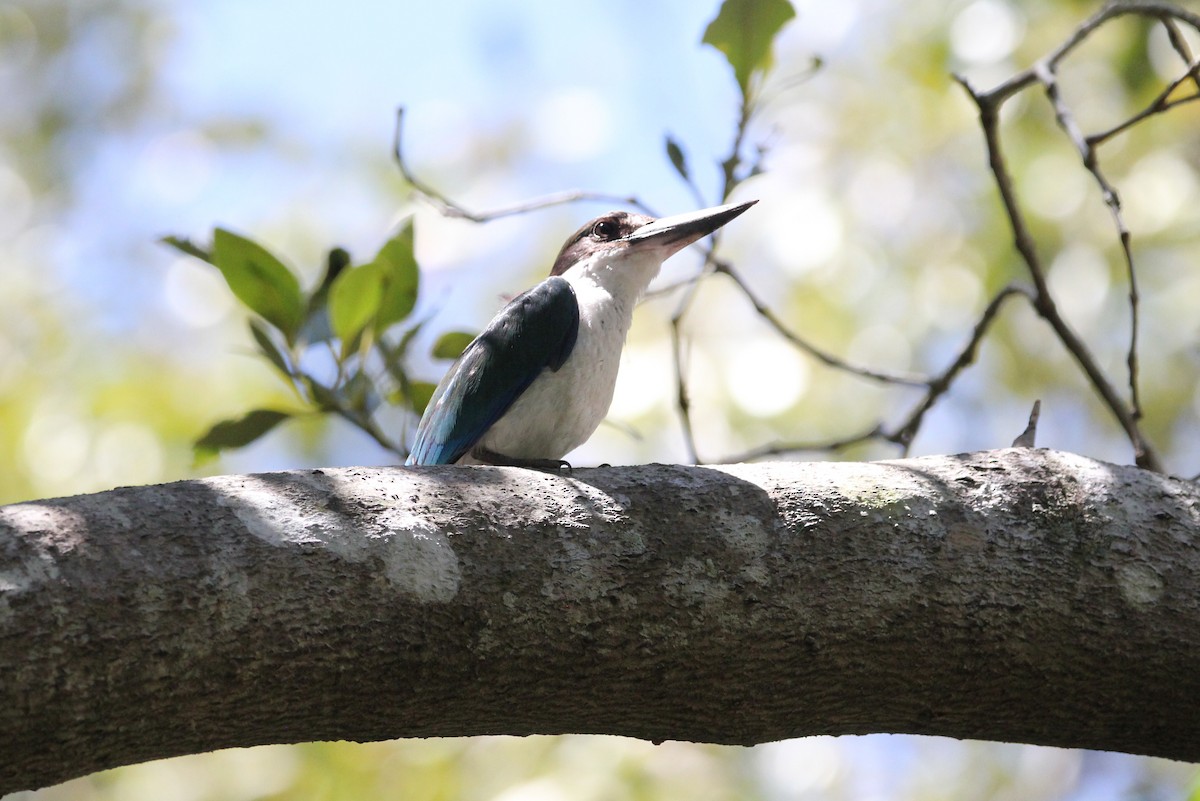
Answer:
405;199;757;468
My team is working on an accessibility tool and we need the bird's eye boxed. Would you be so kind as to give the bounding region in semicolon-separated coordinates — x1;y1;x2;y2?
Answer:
592;219;619;240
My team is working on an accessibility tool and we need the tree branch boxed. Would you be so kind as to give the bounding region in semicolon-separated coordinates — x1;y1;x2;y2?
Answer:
3;449;1199;794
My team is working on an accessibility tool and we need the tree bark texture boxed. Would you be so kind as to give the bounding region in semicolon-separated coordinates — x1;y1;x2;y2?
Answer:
1;448;1197;794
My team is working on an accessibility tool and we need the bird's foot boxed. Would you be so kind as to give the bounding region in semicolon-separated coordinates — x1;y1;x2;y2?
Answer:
472;447;573;473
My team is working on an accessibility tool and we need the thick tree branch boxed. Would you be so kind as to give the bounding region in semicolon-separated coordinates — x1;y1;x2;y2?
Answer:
3;449;1199;794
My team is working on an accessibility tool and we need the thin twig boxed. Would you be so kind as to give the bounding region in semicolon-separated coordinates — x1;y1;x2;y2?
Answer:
668;78;757;465
1035;61;1149;422
669;273;710;465
648;260;929;386
298;372;403;457
976;2;1200;105
887;285;1031;451
392;107;654;221
1164;16;1200;93
713;260;928;387
1086;67;1200;146
759;56;825;109
722;425;884;463
956;59;1166;471
718;90;756;201
989;0;1200;469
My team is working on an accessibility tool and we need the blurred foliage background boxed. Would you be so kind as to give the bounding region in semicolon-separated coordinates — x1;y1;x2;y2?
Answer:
3;0;1200;798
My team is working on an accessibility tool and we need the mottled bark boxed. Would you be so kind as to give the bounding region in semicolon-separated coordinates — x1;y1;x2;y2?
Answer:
2;448;1197;794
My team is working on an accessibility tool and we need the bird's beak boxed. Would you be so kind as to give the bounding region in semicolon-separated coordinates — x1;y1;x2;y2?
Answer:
624;199;757;257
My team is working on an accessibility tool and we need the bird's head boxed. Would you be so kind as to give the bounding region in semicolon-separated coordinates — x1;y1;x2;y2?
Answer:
548;201;757;285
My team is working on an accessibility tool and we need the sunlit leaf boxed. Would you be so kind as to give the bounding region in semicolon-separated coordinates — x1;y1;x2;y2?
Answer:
431;331;475;360
702;0;796;93
328;263;384;345
195;409;290;458
371;221;420;332
211;229;306;341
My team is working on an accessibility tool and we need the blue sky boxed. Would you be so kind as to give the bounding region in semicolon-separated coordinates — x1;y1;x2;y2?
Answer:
161;0;746;216
71;0;764;346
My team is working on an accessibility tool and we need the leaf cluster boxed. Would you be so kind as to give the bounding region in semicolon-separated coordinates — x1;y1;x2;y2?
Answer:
162;225;472;460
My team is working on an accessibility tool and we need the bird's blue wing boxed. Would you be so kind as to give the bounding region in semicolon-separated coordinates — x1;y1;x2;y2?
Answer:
406;277;580;465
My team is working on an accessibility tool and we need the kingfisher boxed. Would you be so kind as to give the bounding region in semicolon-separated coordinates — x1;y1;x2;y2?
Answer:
405;200;757;468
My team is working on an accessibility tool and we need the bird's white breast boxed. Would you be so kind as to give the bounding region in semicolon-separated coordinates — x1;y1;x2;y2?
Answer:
473;248;661;462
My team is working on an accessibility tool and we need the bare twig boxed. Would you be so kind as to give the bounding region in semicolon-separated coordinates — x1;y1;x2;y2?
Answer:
669;257;718;465
1164;16;1200;94
713;260;928;387
1086;63;1200;146
729;286;1032;462
1031;14;1200;436
975;1;1200;104
760;56;825;108
963;69;1159;468
718;88;756;202
392;107;654;221
887;286;1031;452
722;424;884;463
1035;61;1149;423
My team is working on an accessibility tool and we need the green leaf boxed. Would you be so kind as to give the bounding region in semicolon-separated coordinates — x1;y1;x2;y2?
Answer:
666;135;690;180
370;221;420;331
195;409;291;458
248;320;293;377
431;331;475;360
702;0;796;93
211;229;306;341
328;262;384;345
